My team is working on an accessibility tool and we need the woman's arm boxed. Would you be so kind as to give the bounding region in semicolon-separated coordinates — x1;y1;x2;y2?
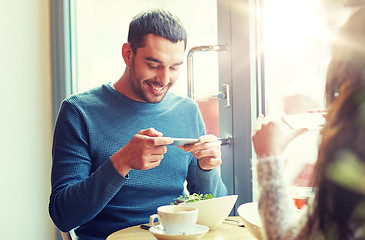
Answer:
252;115;307;239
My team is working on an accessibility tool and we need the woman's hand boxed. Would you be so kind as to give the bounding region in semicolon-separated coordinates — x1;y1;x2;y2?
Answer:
252;114;307;158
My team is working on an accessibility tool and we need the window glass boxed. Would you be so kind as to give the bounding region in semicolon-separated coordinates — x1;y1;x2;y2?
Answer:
70;0;219;97
262;0;354;186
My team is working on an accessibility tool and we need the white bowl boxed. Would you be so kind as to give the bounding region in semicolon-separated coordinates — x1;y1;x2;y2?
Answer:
238;201;304;239
184;195;238;230
237;202;263;240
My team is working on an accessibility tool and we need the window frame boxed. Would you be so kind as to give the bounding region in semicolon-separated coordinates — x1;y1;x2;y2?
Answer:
50;0;73;124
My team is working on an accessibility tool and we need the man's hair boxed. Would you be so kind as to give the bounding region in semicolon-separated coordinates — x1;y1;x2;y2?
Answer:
127;9;187;53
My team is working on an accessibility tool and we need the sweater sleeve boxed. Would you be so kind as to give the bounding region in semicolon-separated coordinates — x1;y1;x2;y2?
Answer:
185;137;227;197
256;157;303;240
49;101;127;232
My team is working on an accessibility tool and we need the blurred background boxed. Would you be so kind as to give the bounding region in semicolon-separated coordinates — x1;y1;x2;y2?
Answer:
1;0;362;239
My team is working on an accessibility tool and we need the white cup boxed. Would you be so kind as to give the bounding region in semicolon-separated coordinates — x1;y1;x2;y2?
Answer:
149;205;198;235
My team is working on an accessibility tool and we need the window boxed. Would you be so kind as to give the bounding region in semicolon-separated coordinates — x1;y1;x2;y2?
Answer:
260;0;357;189
70;0;218;97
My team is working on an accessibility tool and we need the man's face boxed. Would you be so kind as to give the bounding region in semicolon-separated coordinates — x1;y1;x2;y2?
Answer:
128;34;185;103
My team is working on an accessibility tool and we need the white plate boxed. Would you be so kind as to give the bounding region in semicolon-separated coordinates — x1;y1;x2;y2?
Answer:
169;138;199;146
149;224;209;240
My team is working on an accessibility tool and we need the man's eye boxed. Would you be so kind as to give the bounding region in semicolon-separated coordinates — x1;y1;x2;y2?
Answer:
148;64;160;69
170;66;180;71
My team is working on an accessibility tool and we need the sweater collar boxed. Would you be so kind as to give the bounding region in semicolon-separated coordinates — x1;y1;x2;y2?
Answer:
104;83;174;112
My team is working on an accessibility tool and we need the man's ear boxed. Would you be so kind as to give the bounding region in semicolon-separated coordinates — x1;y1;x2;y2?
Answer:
122;43;133;66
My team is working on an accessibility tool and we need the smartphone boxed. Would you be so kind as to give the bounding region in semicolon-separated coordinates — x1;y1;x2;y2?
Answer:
283;113;325;131
169;138;199;146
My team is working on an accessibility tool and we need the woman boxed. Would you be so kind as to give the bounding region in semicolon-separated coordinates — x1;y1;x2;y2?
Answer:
252;6;365;240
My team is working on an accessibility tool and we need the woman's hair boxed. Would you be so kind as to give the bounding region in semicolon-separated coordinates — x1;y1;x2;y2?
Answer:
301;6;365;239
302;85;365;239
325;7;365;106
127;9;187;54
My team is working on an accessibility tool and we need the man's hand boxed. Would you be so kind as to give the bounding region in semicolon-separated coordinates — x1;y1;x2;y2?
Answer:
111;128;174;176
178;134;222;171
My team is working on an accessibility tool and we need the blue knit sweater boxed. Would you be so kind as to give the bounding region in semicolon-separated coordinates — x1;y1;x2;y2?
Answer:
49;83;227;240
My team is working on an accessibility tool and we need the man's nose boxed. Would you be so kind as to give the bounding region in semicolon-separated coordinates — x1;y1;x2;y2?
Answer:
156;67;170;86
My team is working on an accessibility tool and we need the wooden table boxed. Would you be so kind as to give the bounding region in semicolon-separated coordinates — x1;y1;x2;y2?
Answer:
107;216;257;240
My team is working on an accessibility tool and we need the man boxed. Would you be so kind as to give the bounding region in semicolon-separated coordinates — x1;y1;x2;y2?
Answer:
49;9;227;240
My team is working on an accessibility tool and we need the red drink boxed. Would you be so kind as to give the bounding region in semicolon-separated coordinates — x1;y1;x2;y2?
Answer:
293;197;308;209
291;187;312;209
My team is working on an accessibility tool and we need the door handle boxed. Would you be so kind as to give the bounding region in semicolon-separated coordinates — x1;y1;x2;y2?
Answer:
187;44;227;99
187;45;231;146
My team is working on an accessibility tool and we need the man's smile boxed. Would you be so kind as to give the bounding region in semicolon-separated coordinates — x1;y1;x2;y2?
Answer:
146;81;166;93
